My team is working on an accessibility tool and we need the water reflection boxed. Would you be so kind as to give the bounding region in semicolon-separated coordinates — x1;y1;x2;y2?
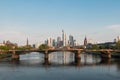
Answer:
3;52;118;68
49;52;74;65
0;52;120;80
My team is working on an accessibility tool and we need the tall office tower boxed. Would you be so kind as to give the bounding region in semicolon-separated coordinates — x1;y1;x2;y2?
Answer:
62;30;67;47
84;36;87;46
74;40;76;46
3;40;5;44
47;37;52;47
52;39;56;47
45;40;48;45
114;38;117;42
26;38;29;47
57;37;61;47
64;33;67;46
62;30;64;46
69;35;74;47
57;37;61;43
117;36;120;41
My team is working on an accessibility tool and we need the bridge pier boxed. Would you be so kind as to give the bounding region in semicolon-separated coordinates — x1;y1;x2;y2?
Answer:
101;51;111;59
74;50;81;64
11;51;19;61
12;54;20;60
100;58;111;64
44;50;49;65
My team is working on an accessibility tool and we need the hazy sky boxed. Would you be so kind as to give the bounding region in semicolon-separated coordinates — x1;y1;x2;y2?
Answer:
0;0;120;45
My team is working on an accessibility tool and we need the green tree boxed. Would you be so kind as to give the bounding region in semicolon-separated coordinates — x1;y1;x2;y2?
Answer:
39;44;49;50
99;45;105;49
91;44;99;50
0;46;12;50
16;46;27;50
115;41;120;49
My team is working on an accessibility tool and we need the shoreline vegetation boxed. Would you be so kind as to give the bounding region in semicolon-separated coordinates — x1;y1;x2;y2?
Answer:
0;54;11;59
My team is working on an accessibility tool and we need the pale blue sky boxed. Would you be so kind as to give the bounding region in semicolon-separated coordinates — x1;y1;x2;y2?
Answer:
0;0;120;45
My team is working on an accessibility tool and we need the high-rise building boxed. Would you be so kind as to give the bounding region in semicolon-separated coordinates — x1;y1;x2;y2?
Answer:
69;35;74;47
62;30;64;46
57;37;61;47
45;40;48;45
74;40;77;46
57;37;61;43
47;37;52;47
26;38;29;47
117;36;120;41
52;39;56;47
64;33;67;46
62;30;67;47
34;43;41;48
114;36;120;42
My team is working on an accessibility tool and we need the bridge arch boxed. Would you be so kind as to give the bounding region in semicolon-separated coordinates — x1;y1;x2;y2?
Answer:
47;50;78;54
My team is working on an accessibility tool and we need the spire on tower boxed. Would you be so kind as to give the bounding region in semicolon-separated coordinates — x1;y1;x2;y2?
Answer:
84;36;87;46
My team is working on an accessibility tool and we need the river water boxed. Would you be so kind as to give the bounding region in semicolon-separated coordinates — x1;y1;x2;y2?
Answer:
0;52;120;80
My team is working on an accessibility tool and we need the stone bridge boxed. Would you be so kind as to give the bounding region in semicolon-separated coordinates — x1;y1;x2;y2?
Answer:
1;49;120;64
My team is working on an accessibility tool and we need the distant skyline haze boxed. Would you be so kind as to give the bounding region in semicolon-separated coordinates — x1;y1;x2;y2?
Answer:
0;0;120;45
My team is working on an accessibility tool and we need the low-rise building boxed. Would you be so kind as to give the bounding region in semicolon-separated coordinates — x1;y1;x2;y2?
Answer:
0;43;5;46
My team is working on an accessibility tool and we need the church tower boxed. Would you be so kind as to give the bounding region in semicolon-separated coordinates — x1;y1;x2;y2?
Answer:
84;36;87;47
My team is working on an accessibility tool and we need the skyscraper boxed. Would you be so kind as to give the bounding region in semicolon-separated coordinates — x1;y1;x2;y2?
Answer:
57;37;61;43
62;30;67;47
52;39;56;47
117;36;120;41
62;30;64;46
57;37;61;47
69;35;74;47
64;33;67;46
26;38;29;47
47;37;52;47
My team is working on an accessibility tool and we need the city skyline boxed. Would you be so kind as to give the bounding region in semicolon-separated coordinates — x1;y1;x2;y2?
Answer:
0;0;120;45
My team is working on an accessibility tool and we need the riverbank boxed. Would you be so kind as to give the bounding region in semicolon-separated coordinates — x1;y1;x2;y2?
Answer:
0;54;11;59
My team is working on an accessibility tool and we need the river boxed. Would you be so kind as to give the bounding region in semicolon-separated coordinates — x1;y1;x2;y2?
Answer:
0;52;120;80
